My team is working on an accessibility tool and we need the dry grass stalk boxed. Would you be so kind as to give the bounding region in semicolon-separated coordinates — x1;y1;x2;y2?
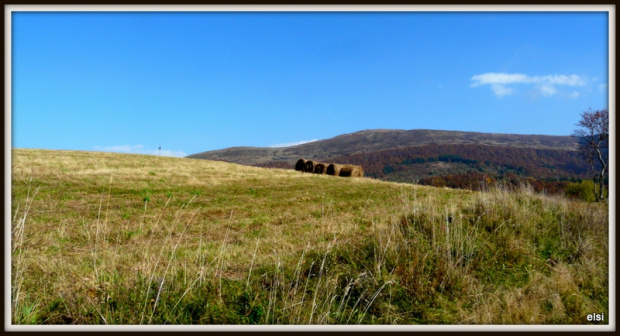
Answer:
12;179;40;317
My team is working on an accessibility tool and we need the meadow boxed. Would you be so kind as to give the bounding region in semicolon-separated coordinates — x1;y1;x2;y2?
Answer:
10;149;609;325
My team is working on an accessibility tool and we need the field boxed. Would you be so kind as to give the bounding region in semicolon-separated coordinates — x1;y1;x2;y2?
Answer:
9;149;609;326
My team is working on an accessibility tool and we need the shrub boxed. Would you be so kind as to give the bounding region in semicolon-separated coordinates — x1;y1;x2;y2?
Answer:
565;180;596;202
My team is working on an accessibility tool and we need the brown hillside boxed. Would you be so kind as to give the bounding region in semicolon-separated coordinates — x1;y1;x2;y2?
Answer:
187;129;580;166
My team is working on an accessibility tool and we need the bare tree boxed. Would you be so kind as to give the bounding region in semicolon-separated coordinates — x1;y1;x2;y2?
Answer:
573;108;609;202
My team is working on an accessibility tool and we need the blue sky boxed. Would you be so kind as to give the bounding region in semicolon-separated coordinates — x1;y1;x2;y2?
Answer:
11;9;610;157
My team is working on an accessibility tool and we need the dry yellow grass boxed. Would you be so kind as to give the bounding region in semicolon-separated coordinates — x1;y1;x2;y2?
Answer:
9;149;609;326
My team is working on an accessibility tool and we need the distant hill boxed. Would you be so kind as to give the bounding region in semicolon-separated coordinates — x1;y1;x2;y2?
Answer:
187;129;592;193
187;129;581;165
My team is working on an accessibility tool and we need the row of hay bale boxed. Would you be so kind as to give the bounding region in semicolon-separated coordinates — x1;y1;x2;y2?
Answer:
294;158;364;177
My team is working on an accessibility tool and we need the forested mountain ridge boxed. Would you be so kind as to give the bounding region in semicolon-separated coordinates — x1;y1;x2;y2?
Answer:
188;129;592;194
187;129;581;165
329;143;589;180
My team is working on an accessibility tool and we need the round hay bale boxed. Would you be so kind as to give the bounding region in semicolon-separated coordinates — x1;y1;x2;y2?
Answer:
313;162;327;174
339;164;364;177
326;163;343;176
295;158;307;172
305;160;315;173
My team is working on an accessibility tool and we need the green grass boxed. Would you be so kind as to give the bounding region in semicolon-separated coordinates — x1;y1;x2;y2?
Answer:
10;149;609;325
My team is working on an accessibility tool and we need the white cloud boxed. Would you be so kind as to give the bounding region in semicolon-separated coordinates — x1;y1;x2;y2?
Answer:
93;144;143;153
490;84;514;97
470;73;530;86
471;72;586;98
537;83;558;97
93;144;187;157
267;139;318;148
543;74;585;86
157;150;188;157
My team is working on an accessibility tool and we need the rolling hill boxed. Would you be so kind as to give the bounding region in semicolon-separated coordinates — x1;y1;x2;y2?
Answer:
10;149;609;325
187;129;591;192
187;129;581;166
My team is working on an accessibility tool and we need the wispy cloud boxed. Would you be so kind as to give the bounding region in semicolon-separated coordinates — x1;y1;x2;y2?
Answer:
267;139;318;148
94;144;144;153
93;144;187;157
471;72;587;98
156;149;188;157
489;83;515;97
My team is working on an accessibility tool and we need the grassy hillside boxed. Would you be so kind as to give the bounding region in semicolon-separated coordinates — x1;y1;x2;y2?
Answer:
10;149;608;325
